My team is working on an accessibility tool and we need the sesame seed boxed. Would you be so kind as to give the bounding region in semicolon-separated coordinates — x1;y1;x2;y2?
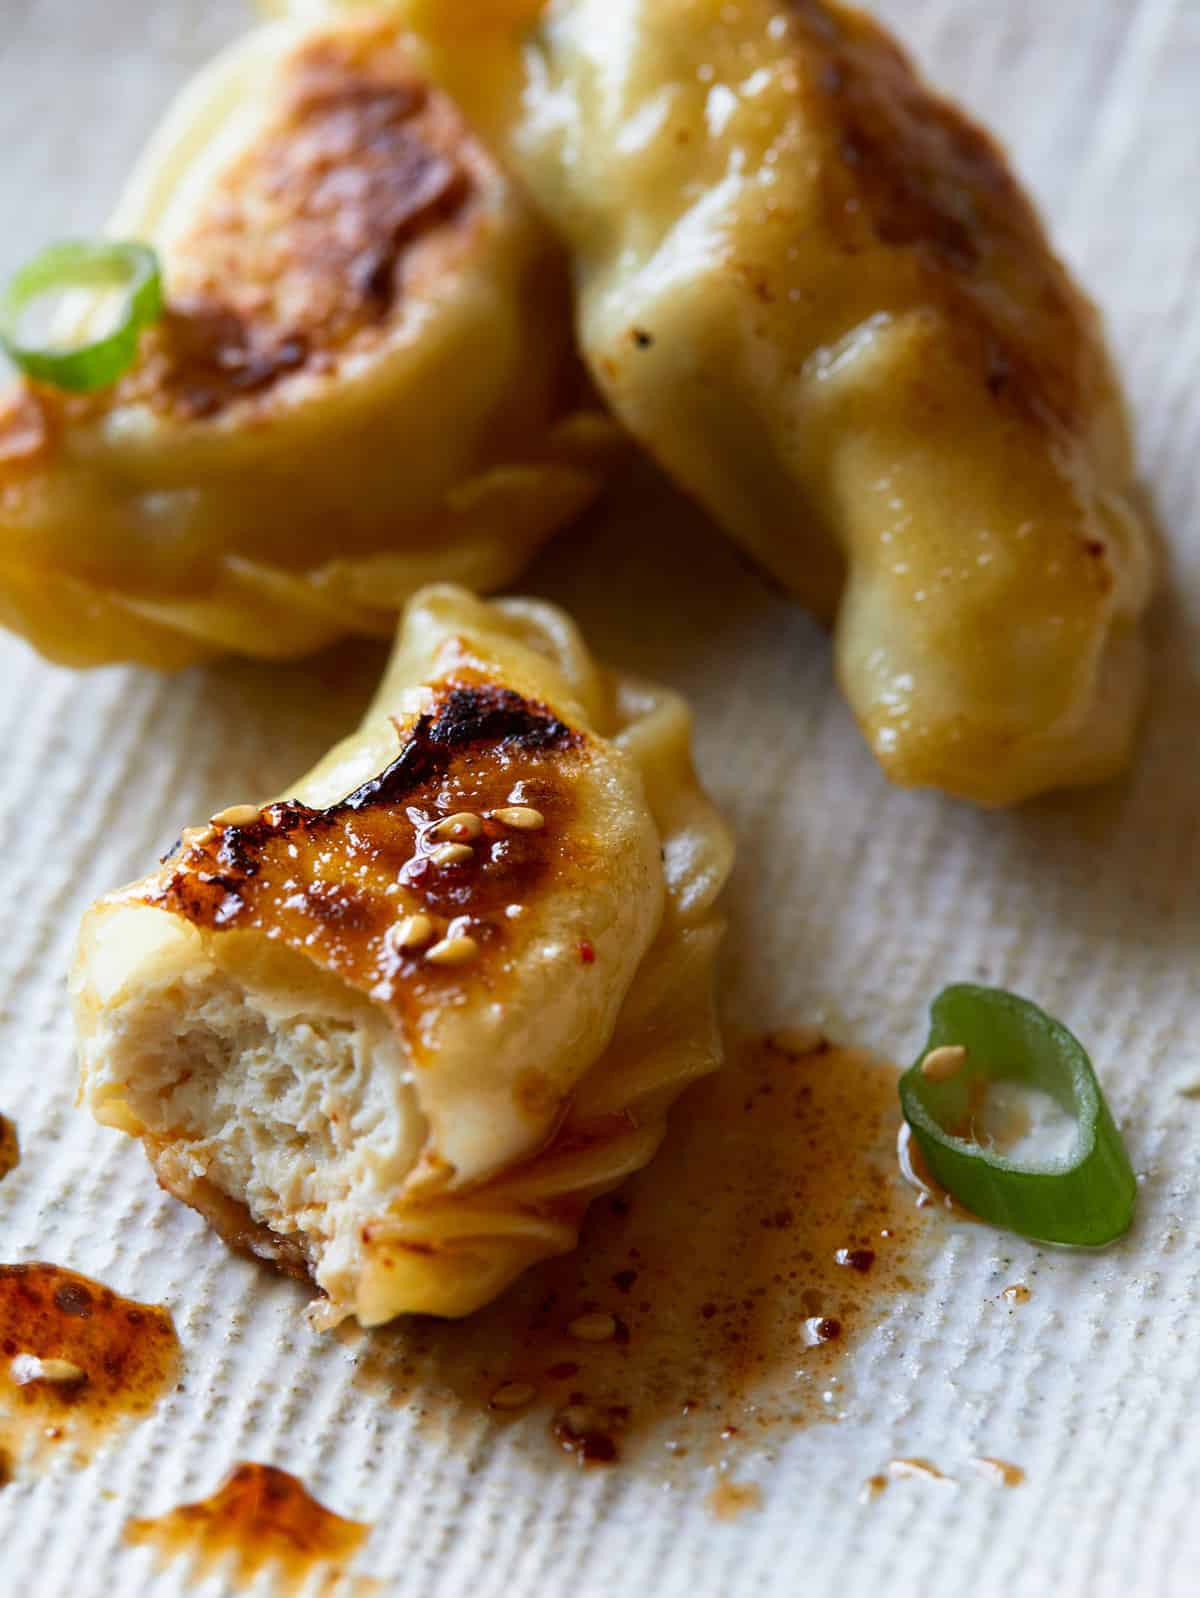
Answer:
390;914;436;952
887;1457;954;1483
920;1045;967;1082
210;803;260;828
567;1312;617;1343
428;812;484;843
491;806;545;831
11;1354;87;1387
428;842;474;867
425;934;480;967
179;824;216;850
489;1382;536;1411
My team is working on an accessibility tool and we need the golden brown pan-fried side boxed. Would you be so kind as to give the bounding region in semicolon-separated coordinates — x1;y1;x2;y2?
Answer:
73;586;733;1325
395;0;1157;805
0;14;615;668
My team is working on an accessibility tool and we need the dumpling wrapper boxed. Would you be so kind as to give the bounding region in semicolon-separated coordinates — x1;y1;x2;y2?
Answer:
0;14;616;669
396;0;1157;806
72;585;733;1325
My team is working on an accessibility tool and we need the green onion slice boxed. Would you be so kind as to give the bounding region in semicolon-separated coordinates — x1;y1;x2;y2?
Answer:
899;984;1136;1247
0;240;162;393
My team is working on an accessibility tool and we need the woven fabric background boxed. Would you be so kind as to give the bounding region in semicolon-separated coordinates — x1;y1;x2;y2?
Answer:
1;2;1197;1594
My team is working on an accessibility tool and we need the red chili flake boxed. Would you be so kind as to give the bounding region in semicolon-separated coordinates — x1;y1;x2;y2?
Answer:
579;940;596;965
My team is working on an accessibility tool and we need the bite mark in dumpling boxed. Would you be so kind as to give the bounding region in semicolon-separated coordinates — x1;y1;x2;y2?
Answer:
72;586;732;1325
0;16;615;668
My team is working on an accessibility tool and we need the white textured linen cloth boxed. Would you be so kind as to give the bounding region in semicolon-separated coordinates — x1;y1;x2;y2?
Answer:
0;2;1197;1594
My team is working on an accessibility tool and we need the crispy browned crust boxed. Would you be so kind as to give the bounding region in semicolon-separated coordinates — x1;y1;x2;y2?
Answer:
785;0;1110;438
19;19;496;436
146;679;591;1059
147;1138;316;1284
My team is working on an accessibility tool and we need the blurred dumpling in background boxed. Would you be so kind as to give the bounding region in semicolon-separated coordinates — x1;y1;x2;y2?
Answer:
399;0;1157;806
0;13;615;668
73;585;733;1325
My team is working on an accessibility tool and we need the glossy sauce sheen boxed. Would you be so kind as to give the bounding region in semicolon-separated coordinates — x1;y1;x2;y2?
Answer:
151;680;586;1058
347;1036;930;1466
125;1463;375;1596
0;1116;17;1180
0;1264;179;1478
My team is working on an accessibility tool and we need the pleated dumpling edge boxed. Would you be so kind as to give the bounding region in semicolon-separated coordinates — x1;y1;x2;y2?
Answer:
0;14;618;669
72;584;733;1324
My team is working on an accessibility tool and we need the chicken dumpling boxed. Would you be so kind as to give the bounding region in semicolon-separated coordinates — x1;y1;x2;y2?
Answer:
400;0;1157;805
0;14;614;669
72;585;732;1325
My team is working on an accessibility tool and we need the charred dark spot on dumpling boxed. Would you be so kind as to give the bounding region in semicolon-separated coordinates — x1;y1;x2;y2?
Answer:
428;684;576;755
215;801;333;875
784;0;1090;436
149;677;592;1038
97;20;482;423
147;307;313;423
343;685;576;811
802;15;991;274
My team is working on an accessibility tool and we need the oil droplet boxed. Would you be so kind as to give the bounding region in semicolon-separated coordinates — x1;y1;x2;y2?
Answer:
897;1124;977;1218
860;1472;889;1503
551;1400;627;1466
972;1456;1026;1487
125;1463;376;1596
0;1116;17;1181
0;1263;179;1479
1002;1283;1031;1305
706;1478;762;1520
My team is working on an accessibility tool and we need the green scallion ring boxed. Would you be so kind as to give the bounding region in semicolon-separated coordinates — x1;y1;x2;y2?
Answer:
899;984;1136;1247
0;240;163;393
